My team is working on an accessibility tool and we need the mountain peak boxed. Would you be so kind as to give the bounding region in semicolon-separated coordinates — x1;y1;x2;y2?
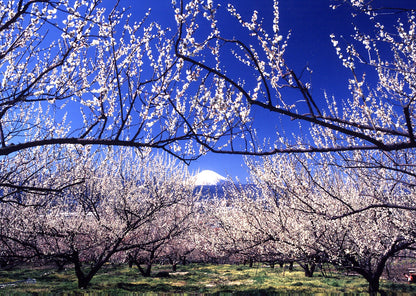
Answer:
193;170;227;186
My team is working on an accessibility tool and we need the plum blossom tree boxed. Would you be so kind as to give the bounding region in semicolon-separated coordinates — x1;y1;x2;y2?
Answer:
246;151;416;294
0;145;89;269
2;1;416;292
224;171;327;277
121;164;198;277
173;0;416;155
4;0;415;165
2;0;416;201
197;184;280;266
0;0;254;166
0;147;197;288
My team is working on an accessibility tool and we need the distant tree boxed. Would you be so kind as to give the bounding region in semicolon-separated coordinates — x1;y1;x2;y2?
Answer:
122;162;197;277
162;234;197;271
223;176;327;277
198;184;279;266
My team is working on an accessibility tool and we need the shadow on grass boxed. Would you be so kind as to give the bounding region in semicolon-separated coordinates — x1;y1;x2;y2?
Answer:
116;282;202;293
116;282;285;295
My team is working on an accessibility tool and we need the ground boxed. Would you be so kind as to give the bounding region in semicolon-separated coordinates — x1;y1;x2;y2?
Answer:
0;263;416;295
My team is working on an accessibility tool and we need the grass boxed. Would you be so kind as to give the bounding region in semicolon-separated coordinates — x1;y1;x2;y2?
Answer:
0;263;415;295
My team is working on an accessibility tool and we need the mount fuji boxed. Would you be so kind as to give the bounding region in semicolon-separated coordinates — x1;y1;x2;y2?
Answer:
192;170;231;198
193;170;228;186
192;170;256;199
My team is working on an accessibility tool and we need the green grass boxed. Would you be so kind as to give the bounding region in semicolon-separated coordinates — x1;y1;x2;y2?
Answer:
0;263;415;295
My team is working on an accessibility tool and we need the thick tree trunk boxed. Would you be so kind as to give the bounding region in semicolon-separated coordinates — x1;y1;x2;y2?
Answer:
299;261;316;277
368;278;380;296
71;251;111;289
350;263;383;295
135;250;155;277
127;254;134;268
136;262;152;277
77;276;91;289
74;262;103;289
74;261;94;289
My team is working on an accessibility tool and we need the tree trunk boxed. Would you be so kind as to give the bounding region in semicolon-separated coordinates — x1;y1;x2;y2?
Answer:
135;251;155;277
168;256;178;271
351;265;383;295
181;255;187;266
54;260;66;272
299;261;316;277
74;261;94;289
136;262;152;277
303;263;316;277
77;276;91;289
74;262;103;289
72;251;108;289
368;279;380;296
128;254;134;268
145;263;152;277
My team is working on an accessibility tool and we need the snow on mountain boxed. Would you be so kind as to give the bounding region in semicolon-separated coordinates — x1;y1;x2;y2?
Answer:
193;170;227;186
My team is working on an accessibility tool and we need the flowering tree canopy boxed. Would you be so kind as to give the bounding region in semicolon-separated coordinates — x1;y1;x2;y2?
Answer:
245;151;416;293
0;147;197;288
1;0;415;163
174;0;416;154
0;0;250;164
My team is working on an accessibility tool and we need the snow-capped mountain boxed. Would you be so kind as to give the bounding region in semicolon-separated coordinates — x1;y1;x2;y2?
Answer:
193;170;227;186
192;170;256;199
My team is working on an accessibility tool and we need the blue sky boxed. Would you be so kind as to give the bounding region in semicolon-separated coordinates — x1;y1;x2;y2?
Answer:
119;0;413;181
